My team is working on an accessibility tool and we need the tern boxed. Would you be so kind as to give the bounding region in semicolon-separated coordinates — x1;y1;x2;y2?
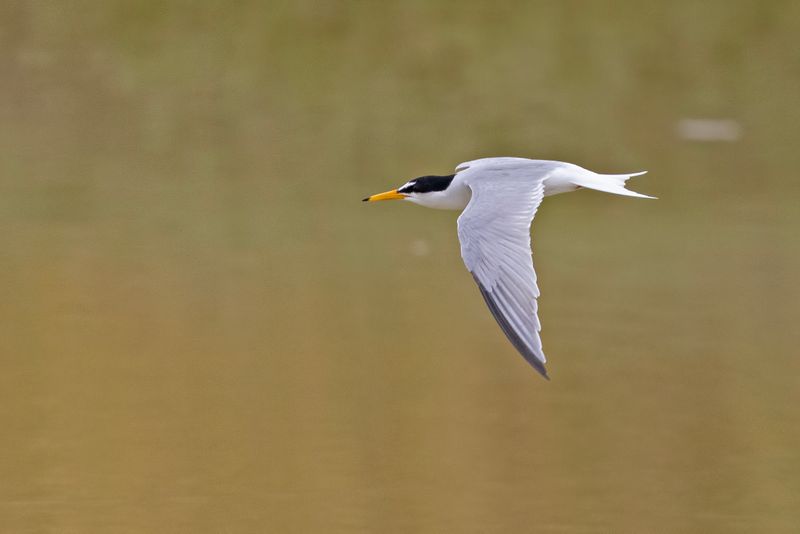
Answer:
363;157;653;379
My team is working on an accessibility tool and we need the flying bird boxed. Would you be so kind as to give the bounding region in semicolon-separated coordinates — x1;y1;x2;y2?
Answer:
363;157;653;379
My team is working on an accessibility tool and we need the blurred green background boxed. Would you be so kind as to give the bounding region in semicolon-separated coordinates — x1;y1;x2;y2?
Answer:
1;1;799;532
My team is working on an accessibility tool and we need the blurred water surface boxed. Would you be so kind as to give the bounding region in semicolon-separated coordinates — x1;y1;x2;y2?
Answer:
1;1;799;532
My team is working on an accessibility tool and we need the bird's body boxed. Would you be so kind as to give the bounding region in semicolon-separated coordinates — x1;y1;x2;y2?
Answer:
364;157;653;379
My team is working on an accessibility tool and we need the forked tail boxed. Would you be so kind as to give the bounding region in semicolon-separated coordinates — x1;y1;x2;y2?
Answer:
573;170;655;199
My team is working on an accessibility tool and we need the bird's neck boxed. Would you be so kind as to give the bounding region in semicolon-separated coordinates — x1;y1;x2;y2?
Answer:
408;181;471;210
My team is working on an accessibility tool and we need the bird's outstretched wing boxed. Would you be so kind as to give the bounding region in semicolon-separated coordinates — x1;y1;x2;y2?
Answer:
455;158;556;378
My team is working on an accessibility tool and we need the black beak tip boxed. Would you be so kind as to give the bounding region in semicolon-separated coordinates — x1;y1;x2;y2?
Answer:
362;197;369;202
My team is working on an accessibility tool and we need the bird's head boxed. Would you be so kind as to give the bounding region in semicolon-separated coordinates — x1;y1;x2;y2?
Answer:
362;174;457;209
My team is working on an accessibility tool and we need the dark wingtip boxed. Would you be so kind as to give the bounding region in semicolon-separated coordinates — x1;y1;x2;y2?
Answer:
540;368;551;381
472;272;550;381
531;361;550;380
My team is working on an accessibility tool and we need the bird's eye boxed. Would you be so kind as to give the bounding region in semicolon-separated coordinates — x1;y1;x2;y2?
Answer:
398;182;416;193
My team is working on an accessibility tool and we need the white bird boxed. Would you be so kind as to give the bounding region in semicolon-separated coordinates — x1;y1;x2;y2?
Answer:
364;157;653;379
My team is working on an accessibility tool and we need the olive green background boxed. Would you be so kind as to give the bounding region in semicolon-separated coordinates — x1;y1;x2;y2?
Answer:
1;1;798;532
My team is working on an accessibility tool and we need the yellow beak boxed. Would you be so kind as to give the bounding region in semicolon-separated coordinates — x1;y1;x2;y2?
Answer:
362;189;406;202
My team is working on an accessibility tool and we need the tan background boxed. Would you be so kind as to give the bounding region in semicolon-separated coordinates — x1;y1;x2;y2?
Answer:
1;1;798;532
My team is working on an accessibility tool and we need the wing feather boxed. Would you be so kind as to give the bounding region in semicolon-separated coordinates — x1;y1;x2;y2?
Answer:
456;159;554;377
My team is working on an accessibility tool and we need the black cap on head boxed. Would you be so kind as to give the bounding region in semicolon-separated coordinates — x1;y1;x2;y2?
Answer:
397;174;455;194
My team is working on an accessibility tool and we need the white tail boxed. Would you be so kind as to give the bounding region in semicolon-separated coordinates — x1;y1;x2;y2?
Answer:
572;170;655;199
